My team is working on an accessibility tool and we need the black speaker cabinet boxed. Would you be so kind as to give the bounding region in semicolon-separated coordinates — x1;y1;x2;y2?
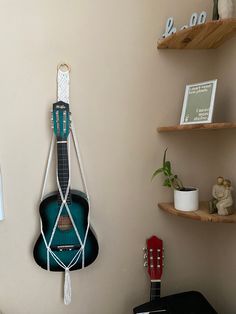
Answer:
133;291;217;314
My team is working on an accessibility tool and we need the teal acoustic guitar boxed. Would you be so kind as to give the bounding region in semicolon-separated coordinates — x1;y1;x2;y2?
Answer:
33;101;99;271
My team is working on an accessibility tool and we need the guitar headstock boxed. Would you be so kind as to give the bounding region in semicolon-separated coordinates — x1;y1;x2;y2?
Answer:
144;235;164;281
52;101;71;140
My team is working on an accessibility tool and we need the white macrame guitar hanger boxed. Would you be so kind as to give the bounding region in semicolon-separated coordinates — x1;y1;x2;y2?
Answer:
57;63;70;103
40;63;91;305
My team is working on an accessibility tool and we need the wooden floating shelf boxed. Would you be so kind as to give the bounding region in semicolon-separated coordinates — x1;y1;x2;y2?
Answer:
157;122;236;133
158;202;236;223
157;18;236;49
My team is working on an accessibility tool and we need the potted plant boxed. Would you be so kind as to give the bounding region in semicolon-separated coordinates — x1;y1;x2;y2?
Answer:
152;149;199;212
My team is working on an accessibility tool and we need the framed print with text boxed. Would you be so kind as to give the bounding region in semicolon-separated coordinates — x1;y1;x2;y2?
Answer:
180;80;217;125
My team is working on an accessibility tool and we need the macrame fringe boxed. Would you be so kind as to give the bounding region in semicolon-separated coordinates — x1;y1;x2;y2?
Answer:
64;268;72;305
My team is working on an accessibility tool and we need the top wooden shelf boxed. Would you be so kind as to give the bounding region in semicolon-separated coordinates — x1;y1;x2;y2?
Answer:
157;18;236;49
157;122;236;133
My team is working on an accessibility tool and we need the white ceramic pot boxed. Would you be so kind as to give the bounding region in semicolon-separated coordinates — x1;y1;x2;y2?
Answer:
218;0;234;19
174;187;199;212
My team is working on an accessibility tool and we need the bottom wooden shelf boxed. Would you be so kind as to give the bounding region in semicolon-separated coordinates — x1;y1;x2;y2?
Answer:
158;202;236;223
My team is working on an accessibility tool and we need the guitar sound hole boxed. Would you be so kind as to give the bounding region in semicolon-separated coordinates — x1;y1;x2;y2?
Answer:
58;216;73;231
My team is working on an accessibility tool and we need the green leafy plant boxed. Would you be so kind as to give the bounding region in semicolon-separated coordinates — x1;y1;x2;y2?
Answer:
152;148;184;190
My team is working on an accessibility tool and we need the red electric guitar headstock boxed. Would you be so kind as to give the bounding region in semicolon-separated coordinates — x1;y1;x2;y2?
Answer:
144;236;164;281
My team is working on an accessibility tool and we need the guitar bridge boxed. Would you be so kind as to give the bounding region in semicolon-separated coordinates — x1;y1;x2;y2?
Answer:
51;245;81;252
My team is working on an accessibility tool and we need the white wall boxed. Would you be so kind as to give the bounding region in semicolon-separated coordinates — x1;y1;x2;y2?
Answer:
208;2;236;312
0;1;232;313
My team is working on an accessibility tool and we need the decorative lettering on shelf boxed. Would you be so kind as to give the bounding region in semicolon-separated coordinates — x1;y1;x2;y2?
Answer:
162;12;207;38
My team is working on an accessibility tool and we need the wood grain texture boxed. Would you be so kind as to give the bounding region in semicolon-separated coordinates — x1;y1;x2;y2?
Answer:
157;122;236;133
158;202;236;223
157;18;236;49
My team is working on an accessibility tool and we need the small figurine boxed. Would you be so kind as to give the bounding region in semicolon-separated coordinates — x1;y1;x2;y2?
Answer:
209;177;234;216
216;179;233;216
218;0;234;19
209;176;225;214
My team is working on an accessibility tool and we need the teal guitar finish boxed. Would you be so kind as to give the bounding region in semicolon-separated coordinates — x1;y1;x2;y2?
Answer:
33;101;99;271
34;191;99;271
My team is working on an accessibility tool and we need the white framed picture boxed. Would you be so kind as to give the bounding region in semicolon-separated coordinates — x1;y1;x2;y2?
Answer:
180;80;217;125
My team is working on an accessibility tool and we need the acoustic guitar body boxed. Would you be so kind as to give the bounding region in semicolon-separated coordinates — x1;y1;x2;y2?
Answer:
33;190;99;271
34;101;99;272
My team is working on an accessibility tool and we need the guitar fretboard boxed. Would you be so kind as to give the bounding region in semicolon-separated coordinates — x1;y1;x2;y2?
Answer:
57;142;71;204
150;281;161;301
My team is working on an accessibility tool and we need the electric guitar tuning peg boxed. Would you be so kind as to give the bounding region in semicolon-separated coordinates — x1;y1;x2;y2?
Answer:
144;261;148;268
143;253;147;259
143;248;147;252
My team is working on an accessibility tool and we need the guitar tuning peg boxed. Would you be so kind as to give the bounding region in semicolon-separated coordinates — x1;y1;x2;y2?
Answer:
144;261;148;267
143;248;147;252
143;253;147;259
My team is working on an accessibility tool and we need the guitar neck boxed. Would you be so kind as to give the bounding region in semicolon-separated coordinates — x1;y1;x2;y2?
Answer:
150;280;161;301
57;141;71;203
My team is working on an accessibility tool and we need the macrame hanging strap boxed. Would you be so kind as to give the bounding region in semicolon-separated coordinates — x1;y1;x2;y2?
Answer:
57;63;70;103
40;64;90;305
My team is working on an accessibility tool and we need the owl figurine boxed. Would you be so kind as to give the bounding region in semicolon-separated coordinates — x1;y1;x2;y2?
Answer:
218;0;234;19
